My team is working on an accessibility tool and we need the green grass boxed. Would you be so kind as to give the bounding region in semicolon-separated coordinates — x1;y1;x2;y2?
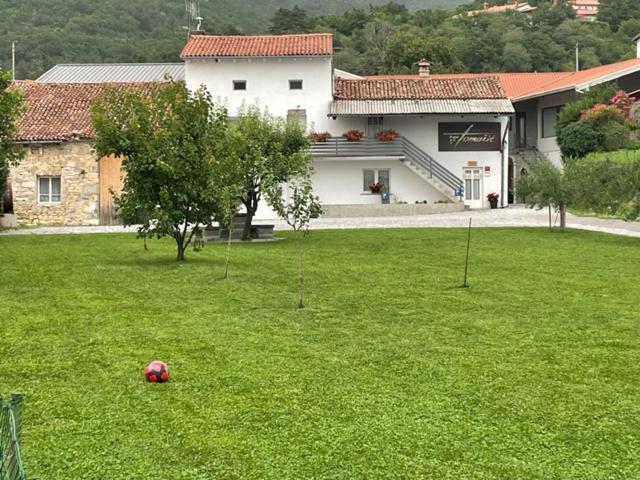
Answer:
1;228;639;480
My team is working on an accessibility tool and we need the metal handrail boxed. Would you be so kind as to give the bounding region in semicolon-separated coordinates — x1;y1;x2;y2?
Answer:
309;136;463;192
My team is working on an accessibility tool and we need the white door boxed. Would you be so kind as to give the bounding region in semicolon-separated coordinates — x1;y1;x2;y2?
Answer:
463;168;483;208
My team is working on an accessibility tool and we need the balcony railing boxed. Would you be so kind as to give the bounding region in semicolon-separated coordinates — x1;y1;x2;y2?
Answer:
310;136;463;191
310;137;404;157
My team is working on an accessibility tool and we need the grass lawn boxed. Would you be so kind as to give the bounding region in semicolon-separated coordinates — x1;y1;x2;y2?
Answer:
1;228;639;479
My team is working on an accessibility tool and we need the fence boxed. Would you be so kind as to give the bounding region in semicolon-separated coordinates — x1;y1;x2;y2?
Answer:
0;394;25;480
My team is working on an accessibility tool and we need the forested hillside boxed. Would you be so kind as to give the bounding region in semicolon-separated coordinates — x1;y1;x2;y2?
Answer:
0;0;639;79
0;0;468;78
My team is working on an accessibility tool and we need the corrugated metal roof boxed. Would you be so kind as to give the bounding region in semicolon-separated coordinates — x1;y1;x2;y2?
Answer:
36;63;185;83
329;99;515;116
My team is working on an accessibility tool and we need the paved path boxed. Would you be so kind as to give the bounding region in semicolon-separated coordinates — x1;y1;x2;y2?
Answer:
1;206;639;238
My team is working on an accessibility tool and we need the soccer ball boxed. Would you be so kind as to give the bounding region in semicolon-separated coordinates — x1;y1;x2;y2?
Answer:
144;360;169;383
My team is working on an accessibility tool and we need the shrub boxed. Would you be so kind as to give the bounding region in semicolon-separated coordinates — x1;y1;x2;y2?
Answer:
565;150;640;220
600;122;632;152
581;104;627;127
557;83;618;134
557;120;603;159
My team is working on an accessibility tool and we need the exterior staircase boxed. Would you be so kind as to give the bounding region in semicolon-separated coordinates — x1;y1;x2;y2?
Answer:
310;136;464;203
399;137;463;203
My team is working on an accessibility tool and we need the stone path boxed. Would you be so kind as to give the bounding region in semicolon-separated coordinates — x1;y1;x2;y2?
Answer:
1;206;639;238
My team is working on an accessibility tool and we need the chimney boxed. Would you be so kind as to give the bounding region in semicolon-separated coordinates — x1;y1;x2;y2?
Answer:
483;1;489;10
635;34;640;58
418;59;431;78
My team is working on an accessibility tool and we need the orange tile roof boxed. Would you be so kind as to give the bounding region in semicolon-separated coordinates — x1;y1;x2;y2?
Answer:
365;72;572;98
181;33;333;58
13;82;160;142
364;58;640;101
334;77;507;100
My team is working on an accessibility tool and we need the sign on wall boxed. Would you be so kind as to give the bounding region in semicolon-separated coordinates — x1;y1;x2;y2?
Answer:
438;123;502;152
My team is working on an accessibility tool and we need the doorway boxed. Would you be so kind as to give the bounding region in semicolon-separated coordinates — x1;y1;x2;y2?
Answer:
463;167;483;208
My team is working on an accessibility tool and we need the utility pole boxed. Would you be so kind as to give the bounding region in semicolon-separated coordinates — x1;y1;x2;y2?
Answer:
575;43;580;72
11;41;16;80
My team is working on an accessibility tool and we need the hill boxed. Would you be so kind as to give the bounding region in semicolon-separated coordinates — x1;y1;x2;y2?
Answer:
0;0;470;79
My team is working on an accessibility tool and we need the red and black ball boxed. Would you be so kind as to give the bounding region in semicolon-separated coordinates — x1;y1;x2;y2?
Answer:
144;360;170;383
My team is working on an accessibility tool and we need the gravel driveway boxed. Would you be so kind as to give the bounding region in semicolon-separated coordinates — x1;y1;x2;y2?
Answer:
1;206;639;238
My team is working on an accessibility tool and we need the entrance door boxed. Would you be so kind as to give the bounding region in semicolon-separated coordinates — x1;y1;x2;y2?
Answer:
99;156;124;225
463;167;483;208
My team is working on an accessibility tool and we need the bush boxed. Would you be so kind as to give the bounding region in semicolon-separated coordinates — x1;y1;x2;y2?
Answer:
557;120;603;159
581;104;627;127
565;150;640;220
557;83;618;134
601;122;632;152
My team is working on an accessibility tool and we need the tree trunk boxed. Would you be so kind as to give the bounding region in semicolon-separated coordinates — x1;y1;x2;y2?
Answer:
559;202;567;230
297;231;304;309
223;219;232;279
241;192;258;241
176;236;186;261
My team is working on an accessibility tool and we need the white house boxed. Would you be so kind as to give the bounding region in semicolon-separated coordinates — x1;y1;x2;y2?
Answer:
181;33;514;216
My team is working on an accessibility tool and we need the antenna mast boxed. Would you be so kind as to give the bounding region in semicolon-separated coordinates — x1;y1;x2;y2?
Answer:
184;0;203;37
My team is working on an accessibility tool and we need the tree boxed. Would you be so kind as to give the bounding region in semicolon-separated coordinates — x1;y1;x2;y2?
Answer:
516;158;571;229
266;172;322;309
91;82;228;261
557;120;604;159
269;6;315;34
227;107;311;241
0;70;25;209
598;0;640;31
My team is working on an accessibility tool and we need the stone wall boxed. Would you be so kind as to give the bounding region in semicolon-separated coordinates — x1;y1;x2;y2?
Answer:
10;141;100;226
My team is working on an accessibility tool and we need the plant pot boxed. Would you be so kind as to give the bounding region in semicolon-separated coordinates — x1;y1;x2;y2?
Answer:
489;200;499;209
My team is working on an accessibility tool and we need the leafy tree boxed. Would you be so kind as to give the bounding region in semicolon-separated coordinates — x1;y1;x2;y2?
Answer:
0;70;25;208
383;30;465;73
269;6;315;34
556;83;618;134
598;0;640;31
516;158;571;229
227;107;311;241
91;82;228;261
266;172;322;309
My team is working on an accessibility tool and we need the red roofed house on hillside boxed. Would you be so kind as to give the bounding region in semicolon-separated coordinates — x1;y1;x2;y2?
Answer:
568;0;599;21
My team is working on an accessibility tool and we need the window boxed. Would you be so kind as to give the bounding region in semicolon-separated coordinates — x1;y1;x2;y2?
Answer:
233;80;247;91
542;106;562;138
366;117;384;137
289;80;303;90
38;176;61;203
363;168;390;192
287;109;307;128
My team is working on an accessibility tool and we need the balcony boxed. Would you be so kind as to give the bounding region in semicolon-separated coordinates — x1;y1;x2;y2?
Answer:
310;137;405;158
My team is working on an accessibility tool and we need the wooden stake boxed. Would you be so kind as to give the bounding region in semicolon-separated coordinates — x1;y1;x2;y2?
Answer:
463;218;472;288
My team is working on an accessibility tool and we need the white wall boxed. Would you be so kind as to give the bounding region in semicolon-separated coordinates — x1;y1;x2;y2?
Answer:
536;90;577;167
312;158;448;206
185;56;335;132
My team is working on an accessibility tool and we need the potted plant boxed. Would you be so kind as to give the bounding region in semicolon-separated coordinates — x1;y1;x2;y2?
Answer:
310;131;332;143
369;182;384;194
343;130;364;142
375;130;399;142
487;192;500;209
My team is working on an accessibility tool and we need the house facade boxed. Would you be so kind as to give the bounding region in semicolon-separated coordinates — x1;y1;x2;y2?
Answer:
182;34;514;216
4;33;640;226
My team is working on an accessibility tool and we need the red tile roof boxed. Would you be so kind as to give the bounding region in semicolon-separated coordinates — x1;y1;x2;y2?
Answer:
363;58;640;101
181;33;333;58
13;82;159;142
334;77;507;100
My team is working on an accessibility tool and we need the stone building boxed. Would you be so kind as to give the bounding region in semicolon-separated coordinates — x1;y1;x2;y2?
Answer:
7;82;150;226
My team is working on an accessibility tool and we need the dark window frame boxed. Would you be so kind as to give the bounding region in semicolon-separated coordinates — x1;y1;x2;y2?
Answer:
232;80;247;91
541;105;562;139
289;79;303;90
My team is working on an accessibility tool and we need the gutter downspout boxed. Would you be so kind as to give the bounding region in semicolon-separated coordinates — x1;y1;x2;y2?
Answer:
500;117;511;208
